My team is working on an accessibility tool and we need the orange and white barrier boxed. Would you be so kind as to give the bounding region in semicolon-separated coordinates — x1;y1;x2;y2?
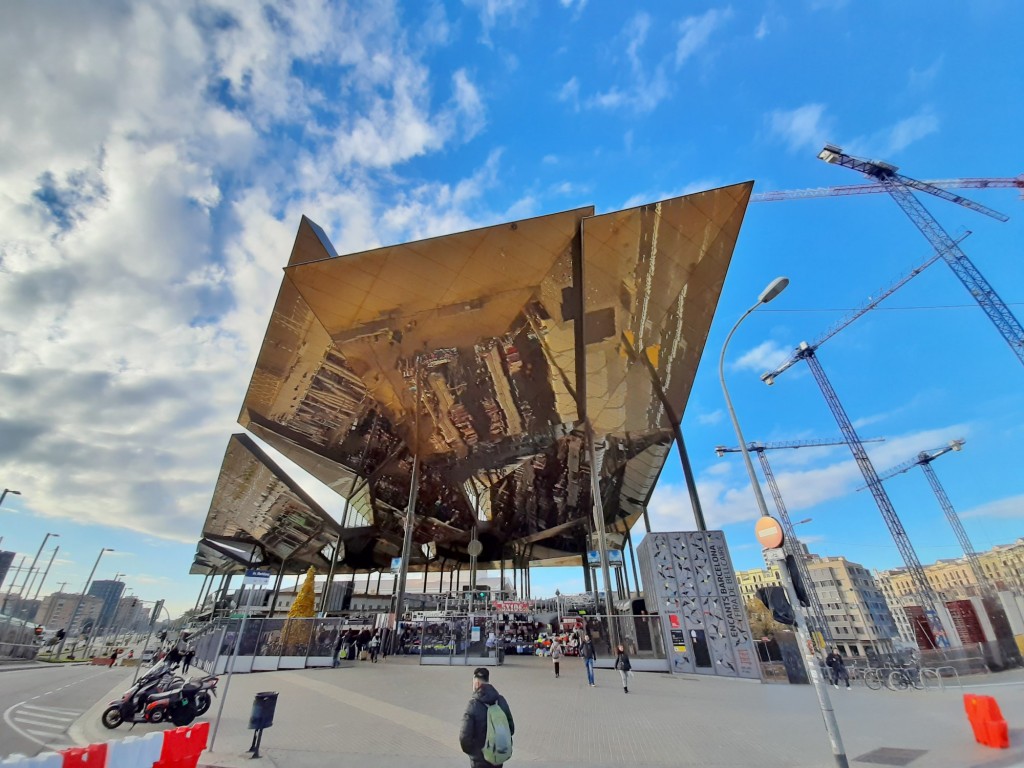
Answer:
0;723;209;768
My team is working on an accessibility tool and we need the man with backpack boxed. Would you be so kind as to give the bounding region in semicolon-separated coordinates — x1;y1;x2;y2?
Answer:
459;667;515;767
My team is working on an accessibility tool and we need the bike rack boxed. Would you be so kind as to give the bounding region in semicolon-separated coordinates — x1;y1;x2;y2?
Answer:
921;665;962;692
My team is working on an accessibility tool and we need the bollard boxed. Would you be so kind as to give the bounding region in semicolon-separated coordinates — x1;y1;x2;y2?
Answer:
247;692;279;759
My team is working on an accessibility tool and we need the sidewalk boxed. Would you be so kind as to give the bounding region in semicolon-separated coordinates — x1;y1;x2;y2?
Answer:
72;656;1024;767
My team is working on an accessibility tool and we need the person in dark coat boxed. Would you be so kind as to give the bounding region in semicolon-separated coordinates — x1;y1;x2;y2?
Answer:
613;644;632;693
182;647;195;673
459;667;514;768
580;635;597;687
825;647;850;689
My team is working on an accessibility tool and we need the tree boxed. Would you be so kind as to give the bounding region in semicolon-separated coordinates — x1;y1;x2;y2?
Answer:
282;566;317;651
745;597;786;639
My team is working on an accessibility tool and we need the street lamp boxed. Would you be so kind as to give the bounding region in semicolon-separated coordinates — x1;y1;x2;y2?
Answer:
0;488;21;507
55;547;114;659
16;533;59;602
719;277;849;768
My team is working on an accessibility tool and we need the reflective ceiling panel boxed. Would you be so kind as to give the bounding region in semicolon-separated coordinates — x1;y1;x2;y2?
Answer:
212;186;753;568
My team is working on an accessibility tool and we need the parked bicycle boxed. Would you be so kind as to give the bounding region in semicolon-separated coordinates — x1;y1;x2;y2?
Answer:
886;664;924;691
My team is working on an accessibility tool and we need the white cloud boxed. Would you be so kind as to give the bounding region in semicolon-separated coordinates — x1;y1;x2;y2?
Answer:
755;16;769;39
960;494;1024;521
465;0;529;44
846;110;940;158
557;77;581;112
651;424;973;531
730;340;793;373
0;2;504;546
675;7;734;66
587;13;670;114
620;179;721;210
696;409;724;426
767;103;833;153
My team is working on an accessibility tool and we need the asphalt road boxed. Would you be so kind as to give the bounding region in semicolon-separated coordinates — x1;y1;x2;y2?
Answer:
0;664;131;758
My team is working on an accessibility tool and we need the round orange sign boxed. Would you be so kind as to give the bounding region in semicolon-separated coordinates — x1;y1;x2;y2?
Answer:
754;516;785;549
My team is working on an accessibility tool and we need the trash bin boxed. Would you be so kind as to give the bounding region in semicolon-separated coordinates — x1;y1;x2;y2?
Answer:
249;691;279;730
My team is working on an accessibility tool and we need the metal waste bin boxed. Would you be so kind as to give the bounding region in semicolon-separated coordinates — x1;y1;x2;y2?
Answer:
249;691;279;730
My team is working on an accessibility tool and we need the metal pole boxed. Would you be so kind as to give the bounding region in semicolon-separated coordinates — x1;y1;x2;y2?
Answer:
392;379;423;642
624;523;641;598
586;421;619;650
621;332;707;531
55;547;112;659
210;583;256;751
32;546;60;600
194;573;211;613
719;281;847;768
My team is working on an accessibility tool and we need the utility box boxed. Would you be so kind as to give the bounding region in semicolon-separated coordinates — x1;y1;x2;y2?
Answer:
249;692;279;730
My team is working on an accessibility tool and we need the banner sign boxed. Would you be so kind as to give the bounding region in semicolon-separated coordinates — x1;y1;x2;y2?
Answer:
586;549;624;566
492;601;530;613
390;557;403;574
243;569;271;586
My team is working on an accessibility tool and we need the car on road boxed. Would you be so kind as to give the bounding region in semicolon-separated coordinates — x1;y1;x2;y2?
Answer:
141;648;157;663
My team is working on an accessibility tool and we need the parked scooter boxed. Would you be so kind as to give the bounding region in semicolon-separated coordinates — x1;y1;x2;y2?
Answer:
141;679;205;726
100;661;183;729
147;672;219;722
191;673;219;716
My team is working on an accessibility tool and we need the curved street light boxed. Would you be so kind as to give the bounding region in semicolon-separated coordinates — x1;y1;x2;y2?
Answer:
719;277;849;768
0;488;21;507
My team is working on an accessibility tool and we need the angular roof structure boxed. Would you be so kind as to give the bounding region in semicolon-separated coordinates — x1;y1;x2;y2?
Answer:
195;182;753;575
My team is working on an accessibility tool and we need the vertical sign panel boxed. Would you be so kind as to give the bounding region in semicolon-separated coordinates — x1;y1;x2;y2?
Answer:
638;530;760;679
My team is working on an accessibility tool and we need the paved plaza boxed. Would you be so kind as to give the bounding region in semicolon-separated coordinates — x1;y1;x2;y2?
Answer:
70;657;1024;768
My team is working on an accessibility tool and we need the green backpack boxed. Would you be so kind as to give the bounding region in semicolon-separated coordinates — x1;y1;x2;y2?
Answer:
482;702;513;764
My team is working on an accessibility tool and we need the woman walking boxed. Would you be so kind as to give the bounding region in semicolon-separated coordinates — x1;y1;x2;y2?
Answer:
550;638;563;678
614;644;632;694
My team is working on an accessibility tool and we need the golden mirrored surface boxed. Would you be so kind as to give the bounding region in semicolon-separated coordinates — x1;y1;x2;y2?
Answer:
212;183;752;573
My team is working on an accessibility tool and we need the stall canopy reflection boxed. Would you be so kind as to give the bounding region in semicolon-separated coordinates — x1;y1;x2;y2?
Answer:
192;182;754;578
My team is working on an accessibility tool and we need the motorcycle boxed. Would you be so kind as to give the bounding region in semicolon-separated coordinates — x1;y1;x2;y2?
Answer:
148;673;219;721
192;673;219;716
100;661;183;729
141;679;205;726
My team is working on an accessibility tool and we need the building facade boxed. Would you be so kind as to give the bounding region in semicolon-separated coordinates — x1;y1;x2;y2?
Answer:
87;580;125;630
805;555;899;658
35;593;104;634
737;556;899;658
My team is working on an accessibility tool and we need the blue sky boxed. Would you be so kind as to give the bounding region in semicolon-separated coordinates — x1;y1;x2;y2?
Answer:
1;1;1021;617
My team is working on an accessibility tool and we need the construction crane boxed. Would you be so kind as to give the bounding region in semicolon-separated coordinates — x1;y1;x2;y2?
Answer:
760;261;958;645
870;439;990;595
816;145;1024;367
715;436;885;648
764;232;969;382
751;175;1024;203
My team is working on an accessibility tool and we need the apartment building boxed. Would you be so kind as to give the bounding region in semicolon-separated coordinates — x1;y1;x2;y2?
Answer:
737;556;899;658
35;592;103;634
805;555;899;658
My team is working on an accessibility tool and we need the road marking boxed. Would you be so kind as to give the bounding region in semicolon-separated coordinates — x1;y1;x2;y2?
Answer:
16;711;76;724
21;708;81;720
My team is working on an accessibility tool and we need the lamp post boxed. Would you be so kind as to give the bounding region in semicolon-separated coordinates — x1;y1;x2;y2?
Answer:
16;533;59;603
55;547;113;660
719;277;848;768
0;488;21;507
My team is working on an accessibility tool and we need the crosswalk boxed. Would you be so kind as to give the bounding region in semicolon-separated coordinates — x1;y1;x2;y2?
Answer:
8;704;84;749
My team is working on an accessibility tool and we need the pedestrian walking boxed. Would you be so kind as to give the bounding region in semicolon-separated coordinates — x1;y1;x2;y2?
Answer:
109;649;118;668
369;633;381;663
333;634;344;668
550;638;563;678
459;667;515;768
580;634;596;687
613;644;632;693
825;647;851;689
182;647;195;673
